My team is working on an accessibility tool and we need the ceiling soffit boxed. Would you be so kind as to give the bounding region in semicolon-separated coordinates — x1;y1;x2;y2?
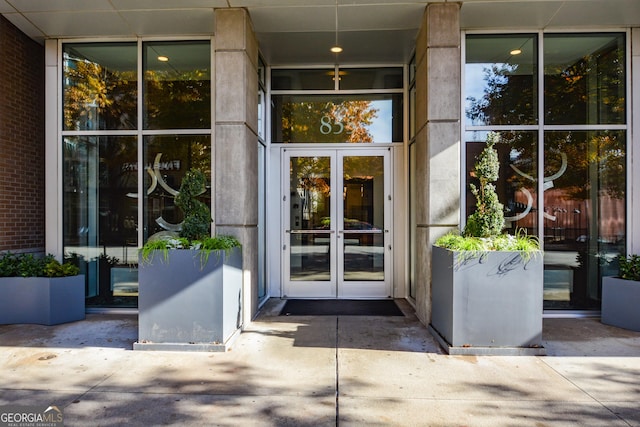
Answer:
1;1;638;64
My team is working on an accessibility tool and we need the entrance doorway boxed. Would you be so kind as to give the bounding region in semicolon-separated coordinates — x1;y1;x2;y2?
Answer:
282;148;392;298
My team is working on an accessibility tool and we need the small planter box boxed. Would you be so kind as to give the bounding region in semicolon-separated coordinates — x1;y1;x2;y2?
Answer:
429;246;544;355
601;276;640;332
0;276;85;325
134;247;243;352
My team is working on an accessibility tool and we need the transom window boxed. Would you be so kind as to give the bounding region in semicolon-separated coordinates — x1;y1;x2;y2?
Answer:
271;67;404;143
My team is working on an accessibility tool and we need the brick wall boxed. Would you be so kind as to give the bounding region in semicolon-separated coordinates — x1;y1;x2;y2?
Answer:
0;16;45;253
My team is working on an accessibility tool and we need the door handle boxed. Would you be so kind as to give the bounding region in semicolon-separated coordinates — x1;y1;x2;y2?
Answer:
286;230;335;234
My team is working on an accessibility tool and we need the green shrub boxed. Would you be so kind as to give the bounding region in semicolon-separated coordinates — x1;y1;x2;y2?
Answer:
0;252;79;277
43;255;80;277
140;168;242;267
464;132;505;238
435;132;540;256
618;254;640;281
175;169;211;242
140;235;241;267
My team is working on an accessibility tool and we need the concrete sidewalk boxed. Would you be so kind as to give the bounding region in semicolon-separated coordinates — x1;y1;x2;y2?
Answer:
1;298;639;426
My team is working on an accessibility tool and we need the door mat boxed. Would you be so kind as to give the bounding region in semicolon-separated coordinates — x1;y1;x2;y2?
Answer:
280;299;404;316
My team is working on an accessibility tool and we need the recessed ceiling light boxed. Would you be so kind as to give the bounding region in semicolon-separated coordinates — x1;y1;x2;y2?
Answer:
330;46;343;53
157;55;169;62
510;49;522;56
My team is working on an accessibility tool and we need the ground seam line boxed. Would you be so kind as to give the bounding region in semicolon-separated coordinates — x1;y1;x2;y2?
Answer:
539;358;632;426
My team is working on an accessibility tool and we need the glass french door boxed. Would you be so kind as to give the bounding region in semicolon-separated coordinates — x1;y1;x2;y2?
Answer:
283;148;391;298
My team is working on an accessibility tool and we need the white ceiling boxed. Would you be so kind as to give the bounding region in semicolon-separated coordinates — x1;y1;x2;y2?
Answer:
1;0;639;64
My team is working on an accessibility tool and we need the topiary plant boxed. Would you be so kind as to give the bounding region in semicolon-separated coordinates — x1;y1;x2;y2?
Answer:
435;132;539;255
618;254;640;281
464;132;505;238
174;169;211;242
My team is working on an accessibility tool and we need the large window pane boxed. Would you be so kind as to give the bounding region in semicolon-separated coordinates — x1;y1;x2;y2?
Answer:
272;94;403;143
143;41;211;129
544;33;625;125
63;43;137;130
143;135;211;242
465;34;538;126
543;131;625;309
465;131;539;237
63;136;138;307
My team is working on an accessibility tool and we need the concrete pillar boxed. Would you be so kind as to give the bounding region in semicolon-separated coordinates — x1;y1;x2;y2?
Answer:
214;8;259;326
413;3;461;325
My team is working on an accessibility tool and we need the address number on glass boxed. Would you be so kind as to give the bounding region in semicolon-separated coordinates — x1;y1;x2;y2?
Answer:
320;116;348;135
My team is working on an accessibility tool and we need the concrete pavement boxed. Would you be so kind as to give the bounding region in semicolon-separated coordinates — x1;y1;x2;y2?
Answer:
1;298;639;426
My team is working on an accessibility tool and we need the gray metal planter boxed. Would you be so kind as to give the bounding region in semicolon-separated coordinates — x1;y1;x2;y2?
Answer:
0;275;85;325
429;246;544;355
601;276;640;332
134;247;243;352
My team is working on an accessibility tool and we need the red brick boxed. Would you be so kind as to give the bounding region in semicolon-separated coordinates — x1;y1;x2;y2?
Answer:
0;15;44;252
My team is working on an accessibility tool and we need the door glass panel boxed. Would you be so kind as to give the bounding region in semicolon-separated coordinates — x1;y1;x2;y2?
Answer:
289;156;331;281
342;156;384;281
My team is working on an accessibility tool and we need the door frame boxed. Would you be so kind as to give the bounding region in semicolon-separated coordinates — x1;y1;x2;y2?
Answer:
281;146;393;299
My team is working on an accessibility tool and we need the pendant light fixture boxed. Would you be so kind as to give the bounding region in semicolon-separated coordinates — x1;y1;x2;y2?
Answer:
330;0;342;54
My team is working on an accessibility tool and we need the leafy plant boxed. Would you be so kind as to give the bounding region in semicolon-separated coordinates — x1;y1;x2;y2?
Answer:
140;237;190;264
0;252;79;278
464;132;505;238
618;254;640;281
435;132;540;255
175;168;211;242
140;235;241;267
140;168;242;267
43;255;80;277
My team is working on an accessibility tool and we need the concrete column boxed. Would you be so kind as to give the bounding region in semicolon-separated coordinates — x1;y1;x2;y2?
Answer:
413;3;461;325
214;8;259;326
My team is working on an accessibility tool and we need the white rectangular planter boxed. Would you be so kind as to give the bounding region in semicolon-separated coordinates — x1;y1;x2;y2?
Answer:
135;247;243;352
430;246;544;355
601;276;640;332
0;275;85;325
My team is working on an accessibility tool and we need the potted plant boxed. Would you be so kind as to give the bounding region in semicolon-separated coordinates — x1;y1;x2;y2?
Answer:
0;253;84;325
430;132;543;355
134;169;243;352
601;254;640;331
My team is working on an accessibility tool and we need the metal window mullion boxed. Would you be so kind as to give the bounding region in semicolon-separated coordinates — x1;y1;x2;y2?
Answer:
137;39;144;249
461;31;467;230
626;28;633;254
538;31;545;246
210;37;216;236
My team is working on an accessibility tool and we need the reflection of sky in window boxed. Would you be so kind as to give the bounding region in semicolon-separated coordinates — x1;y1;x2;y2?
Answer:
466;63;508;126
365;100;392;142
